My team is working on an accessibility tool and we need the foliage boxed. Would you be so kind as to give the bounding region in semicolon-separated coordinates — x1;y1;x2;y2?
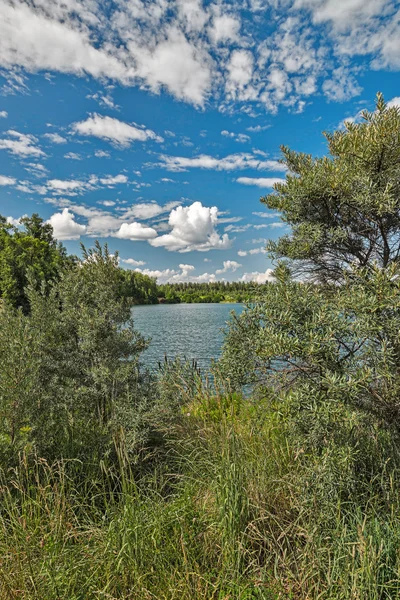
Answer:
0;213;70;312
3;93;400;598
158;281;267;303
118;267;159;304
0;242;152;463
264;93;400;281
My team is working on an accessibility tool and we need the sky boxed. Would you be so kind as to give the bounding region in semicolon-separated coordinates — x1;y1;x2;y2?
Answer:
0;0;399;284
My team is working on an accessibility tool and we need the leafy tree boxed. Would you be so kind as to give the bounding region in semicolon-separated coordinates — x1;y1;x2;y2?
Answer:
264;93;400;281
0;213;70;312
0;242;151;461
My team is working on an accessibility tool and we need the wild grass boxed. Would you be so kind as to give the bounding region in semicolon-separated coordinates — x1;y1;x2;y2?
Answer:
1;384;400;599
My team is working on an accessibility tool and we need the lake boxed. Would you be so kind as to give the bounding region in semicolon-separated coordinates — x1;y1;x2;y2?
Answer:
132;302;245;371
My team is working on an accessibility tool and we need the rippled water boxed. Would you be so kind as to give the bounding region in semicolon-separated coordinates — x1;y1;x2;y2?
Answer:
132;303;245;371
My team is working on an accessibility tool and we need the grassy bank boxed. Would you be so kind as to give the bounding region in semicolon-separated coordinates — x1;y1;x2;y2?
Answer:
2;384;400;599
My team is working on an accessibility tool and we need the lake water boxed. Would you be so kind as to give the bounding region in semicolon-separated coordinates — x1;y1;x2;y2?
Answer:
132;303;245;371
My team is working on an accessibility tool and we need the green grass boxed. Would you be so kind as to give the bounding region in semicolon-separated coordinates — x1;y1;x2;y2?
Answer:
1;394;400;599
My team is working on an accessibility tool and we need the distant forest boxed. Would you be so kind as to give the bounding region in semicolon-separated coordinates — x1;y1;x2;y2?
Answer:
157;281;265;303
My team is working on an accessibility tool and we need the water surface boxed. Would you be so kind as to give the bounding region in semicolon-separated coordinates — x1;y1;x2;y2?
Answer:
132;303;245;371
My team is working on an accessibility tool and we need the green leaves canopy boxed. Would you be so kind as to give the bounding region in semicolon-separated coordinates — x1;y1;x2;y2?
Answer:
264;93;400;281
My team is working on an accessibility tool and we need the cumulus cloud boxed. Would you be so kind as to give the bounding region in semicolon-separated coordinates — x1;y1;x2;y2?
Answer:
44;132;67;144
48;208;87;240
72;114;163;146
64;152;82;160
98;174;128;185
388;97;400;108
45;173;128;195
208;13;241;45
0;175;16;185
94;149;110;158
0;110;8;118
215;260;242;274
116;222;158;241
47;179;87;193
221;130;250;143
128;26;213;106
0;1;131;82
237;177;285;187
0;130;44;157
157;152;286;172
121;258;146;267
7;216;21;226
240;269;275;283
124;201;181;220
135;263;219;284
225;49;254;99
149;201;232;252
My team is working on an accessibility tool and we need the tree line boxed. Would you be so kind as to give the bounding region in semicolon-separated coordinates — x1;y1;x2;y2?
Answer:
0;216;263;310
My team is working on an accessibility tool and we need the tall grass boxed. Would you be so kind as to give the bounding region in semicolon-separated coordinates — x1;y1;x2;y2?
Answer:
1;387;400;599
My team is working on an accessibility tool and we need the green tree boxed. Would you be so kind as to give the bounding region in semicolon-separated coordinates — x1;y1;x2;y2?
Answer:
0;242;151;462
0;213;70;312
264;93;400;281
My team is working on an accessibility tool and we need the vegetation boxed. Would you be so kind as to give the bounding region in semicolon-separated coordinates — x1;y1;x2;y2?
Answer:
1;93;400;599
158;281;264;303
0;213;71;312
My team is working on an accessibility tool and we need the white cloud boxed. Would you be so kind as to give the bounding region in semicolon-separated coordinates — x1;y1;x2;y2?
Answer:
0;1;131;82
224;224;251;233
215;260;242;274
0;0;393;114
322;67;362;102
295;0;390;31
25;162;48;176
208;13;241;45
0;175;16;185
6;216;21;226
246;124;271;132
127;26;213;106
44;132;67;144
72;114;163;146
237;177;285;187
135;263;220;284
388;97;400;108
47;179;87;193
0;130;44;157
121;258;146;267
48;208;87;240
157;152;286;172
98;174;128;185
125;201;181;220
238;246;267;257
116;222;158;241
64;152;82;160
253;211;281;218
150;201;232;252
225;49;254;99
221;130;250;143
134;268;179;283
94;149;110;158
0;111;8;118
98;200;116;207
240;269;275;283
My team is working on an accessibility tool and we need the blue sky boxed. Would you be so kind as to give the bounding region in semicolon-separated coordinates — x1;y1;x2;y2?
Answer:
0;0;399;283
